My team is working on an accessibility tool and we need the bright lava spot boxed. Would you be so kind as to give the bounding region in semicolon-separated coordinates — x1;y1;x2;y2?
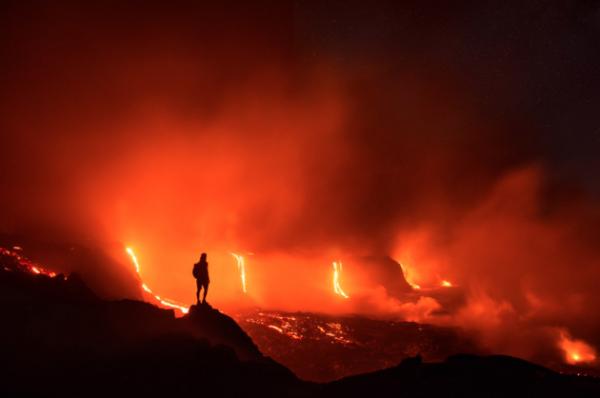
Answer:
332;261;349;299
231;253;247;293
268;324;284;333
125;247;189;315
441;280;453;287
558;330;596;365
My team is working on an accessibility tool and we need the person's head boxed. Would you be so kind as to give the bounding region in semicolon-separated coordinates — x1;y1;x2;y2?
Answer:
200;252;207;262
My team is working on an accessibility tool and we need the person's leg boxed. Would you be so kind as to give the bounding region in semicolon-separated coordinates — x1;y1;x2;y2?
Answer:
202;282;209;304
196;280;200;304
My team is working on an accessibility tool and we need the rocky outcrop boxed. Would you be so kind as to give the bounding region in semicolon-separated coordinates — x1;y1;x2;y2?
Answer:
0;264;310;397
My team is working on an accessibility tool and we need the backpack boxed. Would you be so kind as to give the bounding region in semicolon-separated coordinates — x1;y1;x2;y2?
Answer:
192;262;201;279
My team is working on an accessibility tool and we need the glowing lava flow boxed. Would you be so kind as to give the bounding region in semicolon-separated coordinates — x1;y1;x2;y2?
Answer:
558;330;596;365
332;261;349;299
231;253;247;293
398;262;421;290
0;246;58;278
125;247;189;315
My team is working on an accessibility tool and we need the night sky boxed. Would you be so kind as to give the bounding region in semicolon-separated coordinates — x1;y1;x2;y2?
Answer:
296;1;600;191
2;1;599;196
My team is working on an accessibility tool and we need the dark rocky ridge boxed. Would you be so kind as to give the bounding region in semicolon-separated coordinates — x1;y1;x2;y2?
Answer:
324;354;600;397
0;267;309;397
1;261;599;397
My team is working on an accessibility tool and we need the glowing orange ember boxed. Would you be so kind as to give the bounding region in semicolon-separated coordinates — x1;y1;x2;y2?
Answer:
441;280;453;287
332;261;349;299
125;247;189;314
231;253;247;293
558;330;596;365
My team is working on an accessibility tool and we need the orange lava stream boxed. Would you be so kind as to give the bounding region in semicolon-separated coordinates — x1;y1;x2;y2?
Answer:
0;247;58;278
231;253;247;293
398;261;421;290
125;247;189;314
332;261;349;299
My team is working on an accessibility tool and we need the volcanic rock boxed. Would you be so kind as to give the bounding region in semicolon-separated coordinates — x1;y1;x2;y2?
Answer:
1;259;599;397
324;354;600;397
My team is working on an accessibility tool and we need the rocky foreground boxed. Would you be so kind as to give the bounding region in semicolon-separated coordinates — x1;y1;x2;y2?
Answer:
1;262;599;397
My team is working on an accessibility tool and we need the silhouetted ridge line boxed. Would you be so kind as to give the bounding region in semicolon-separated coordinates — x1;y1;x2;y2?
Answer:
1;262;599;397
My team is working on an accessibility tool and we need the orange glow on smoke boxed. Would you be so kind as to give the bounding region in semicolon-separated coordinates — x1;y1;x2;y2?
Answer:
558;331;596;365
125;247;189;314
231;253;247;293
332;261;349;299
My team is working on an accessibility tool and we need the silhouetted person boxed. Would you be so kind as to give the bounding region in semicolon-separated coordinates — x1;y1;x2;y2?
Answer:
193;253;209;304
